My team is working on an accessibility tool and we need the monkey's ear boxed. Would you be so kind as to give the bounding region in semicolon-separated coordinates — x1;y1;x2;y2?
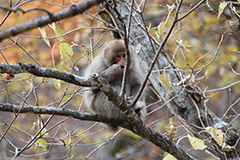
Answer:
102;48;112;67
103;48;108;58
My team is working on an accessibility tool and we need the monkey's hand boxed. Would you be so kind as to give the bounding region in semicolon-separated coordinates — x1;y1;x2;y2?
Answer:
134;101;146;120
100;64;122;82
127;96;146;120
126;96;133;105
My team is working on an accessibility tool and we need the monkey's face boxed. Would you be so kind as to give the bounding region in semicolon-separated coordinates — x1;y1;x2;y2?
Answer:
113;52;126;72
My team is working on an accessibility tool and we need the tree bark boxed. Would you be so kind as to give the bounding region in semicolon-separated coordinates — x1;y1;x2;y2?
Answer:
99;0;240;159
0;0;105;42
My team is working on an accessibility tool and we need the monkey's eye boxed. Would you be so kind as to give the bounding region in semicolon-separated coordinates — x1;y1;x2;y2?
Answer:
123;54;126;57
107;0;113;5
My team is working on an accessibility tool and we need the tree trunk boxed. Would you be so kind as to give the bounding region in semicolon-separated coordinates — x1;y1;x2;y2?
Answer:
100;0;240;159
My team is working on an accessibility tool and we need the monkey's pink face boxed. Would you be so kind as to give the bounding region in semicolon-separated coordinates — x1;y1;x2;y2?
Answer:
114;52;126;72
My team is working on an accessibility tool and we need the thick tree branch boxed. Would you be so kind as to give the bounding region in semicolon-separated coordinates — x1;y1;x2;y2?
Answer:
0;62;96;87
0;63;195;160
0;103;133;130
0;103;107;123
100;0;240;159
0;103;194;160
0;0;104;42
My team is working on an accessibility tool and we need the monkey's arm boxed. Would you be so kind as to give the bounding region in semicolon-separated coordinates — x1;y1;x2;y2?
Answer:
128;81;147;119
100;64;122;82
130;84;141;96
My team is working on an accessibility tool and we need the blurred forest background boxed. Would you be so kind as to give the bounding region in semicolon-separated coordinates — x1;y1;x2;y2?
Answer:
0;0;239;159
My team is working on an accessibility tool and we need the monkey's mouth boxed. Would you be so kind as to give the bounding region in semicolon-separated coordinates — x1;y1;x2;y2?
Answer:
121;66;125;72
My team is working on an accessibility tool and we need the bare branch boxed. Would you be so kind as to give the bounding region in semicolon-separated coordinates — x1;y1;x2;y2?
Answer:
206;80;240;93
0;0;105;42
0;103;111;123
0;62;95;87
0;62;195;160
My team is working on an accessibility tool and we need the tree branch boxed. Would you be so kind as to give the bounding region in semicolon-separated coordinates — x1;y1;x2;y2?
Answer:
0;62;96;87
0;63;195;160
100;0;240;159
0;0;105;42
0;103;110;123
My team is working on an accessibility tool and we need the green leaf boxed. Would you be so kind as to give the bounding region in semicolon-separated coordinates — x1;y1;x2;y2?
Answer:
38;27;51;47
50;23;65;42
68;43;76;56
218;1;228;19
188;134;207;150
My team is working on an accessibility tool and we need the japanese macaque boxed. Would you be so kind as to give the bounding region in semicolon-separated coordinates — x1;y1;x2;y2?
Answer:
84;39;146;131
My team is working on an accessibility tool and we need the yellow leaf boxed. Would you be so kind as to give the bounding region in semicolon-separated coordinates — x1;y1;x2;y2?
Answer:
188;134;207;150
59;42;72;64
222;142;235;152
155;121;166;131
227;45;238;52
67;45;74;57
35;138;47;151
38;27;51;47
157;22;165;40
163;152;177;160
64;137;72;146
59;64;72;72
157;74;173;95
122;130;141;140
156;3;175;41
205;126;223;146
166;118;178;139
76;129;92;143
176;40;192;52
69;42;77;55
218;1;228;19
165;4;175;24
94;130;113;142
53;79;61;90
